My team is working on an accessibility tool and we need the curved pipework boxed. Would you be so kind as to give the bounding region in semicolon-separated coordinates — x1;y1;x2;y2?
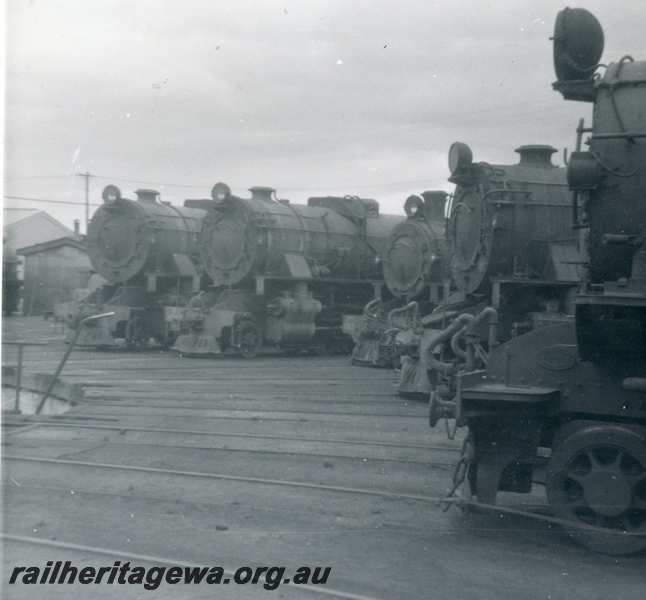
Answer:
473;306;499;350
363;298;382;319
423;313;475;376
425;306;499;376
427;307;499;428
387;301;419;328
450;324;469;360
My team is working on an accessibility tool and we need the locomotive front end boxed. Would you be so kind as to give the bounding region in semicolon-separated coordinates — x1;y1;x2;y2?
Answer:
198;183;264;288
87;187;154;284
77;185;206;349
447;142;573;296
432;8;646;556
88;186;203;286
382;191;449;301
351;191;450;368
177;183;403;357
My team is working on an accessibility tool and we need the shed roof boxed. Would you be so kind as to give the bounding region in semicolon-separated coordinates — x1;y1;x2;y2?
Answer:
4;209;76;246
17;236;87;256
2;208;41;225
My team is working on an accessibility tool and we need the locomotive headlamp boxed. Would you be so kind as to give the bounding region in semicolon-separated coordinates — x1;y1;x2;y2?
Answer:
552;8;604;83
404;195;424;218
102;184;122;204
448;142;473;174
211;182;231;203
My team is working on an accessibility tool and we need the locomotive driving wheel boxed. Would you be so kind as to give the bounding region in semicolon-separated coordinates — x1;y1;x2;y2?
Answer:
546;422;646;555
237;320;261;359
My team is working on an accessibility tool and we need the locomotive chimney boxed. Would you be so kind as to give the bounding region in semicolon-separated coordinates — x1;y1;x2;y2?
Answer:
515;145;557;168
73;219;80;237
249;186;276;203
421;191;448;221
135;188;160;203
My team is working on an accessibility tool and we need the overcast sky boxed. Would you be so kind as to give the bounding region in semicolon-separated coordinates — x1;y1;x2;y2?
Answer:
3;0;645;232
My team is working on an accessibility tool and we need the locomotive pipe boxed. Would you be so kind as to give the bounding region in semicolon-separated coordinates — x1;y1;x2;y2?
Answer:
425;306;499;377
471;306;499;350
363;298;382;319
387;301;419;327
424;313;475;376
452;307;498;363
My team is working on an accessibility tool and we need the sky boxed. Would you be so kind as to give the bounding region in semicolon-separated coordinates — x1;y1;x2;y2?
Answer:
3;0;646;233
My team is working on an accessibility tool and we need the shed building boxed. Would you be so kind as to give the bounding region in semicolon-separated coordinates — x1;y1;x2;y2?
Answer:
17;237;92;316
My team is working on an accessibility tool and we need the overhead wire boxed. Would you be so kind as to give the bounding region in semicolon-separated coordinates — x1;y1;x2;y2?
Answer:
3;195;102;208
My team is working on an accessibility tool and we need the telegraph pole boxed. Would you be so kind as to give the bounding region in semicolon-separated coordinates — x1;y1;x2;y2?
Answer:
76;171;93;233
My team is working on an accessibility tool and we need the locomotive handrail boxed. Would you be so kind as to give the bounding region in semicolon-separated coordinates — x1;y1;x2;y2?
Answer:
493;180;567;188
589;148;640;177
591;132;646;140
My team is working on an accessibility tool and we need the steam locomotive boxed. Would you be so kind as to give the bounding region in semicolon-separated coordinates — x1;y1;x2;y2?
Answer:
348;190;450;367
390;143;583;395
173;183;403;357
69;185;207;348
429;8;646;555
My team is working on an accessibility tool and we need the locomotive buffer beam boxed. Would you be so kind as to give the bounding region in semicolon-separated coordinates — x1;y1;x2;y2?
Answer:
458;382;560;422
457;377;560;504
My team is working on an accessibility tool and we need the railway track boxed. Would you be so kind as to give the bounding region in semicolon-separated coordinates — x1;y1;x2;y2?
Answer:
3;454;449;502
1;534;394;600
3;419;461;452
3;319;643;599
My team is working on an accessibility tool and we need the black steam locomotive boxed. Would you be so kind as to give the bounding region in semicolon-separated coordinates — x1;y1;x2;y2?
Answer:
68;185;207;348
349;190;450;367
430;8;646;555
394;142;582;396
173;183;403;357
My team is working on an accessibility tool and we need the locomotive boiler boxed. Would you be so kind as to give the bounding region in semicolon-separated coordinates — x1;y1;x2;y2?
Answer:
173;183;403;356
430;8;646;555
397;142;583;396
69;185;207;348
349;190;450;367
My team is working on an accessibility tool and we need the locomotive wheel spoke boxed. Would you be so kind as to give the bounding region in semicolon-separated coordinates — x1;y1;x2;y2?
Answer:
585;449;603;469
